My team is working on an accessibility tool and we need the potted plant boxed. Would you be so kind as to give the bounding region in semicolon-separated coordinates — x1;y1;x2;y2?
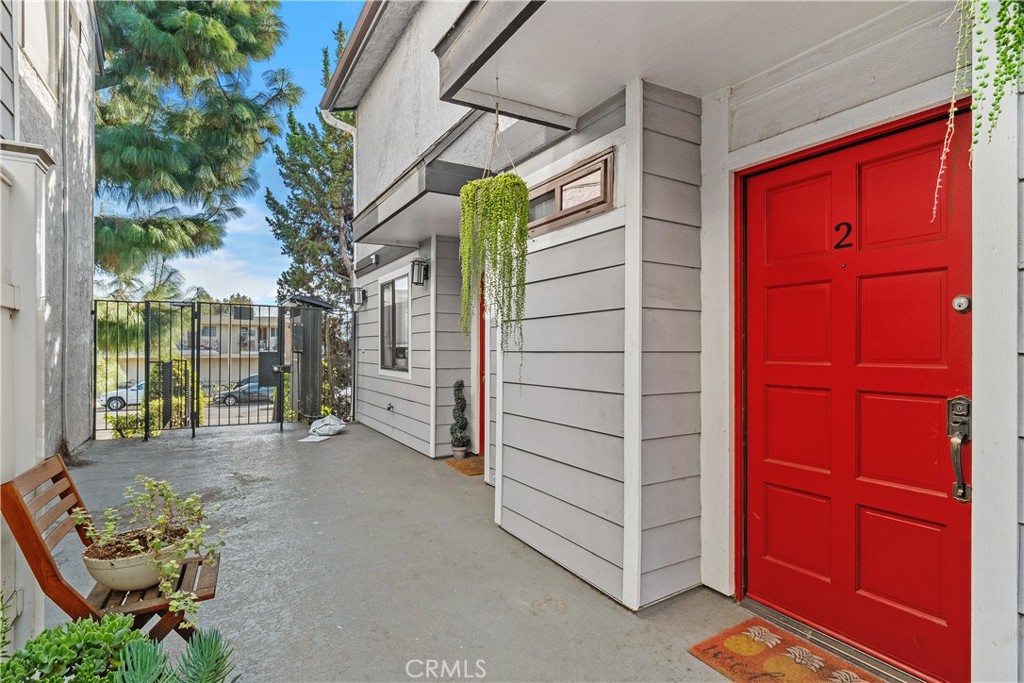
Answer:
450;379;471;459
459;173;529;352
75;477;223;617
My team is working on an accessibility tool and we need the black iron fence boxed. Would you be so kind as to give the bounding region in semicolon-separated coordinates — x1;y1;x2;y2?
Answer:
93;300;293;439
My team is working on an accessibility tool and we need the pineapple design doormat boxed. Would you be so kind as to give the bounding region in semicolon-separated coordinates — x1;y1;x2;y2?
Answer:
689;617;883;683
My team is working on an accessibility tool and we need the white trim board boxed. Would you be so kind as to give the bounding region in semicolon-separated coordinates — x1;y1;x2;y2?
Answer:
483;311;492;484
969;21;1019;682
620;78;644;611
428;235;437;459
493;323;504;526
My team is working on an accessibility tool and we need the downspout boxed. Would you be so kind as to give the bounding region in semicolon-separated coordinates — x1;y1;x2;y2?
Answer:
59;2;72;446
319;109;358;423
319;108;356;137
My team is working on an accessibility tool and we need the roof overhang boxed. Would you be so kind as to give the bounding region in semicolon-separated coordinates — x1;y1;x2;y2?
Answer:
320;1;422;112
434;1;947;129
353;158;483;246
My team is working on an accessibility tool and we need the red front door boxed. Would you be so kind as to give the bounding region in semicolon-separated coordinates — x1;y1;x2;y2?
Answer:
743;114;971;682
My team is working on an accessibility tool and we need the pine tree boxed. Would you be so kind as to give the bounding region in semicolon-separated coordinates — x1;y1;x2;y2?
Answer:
95;1;302;276
265;22;355;305
265;22;355;420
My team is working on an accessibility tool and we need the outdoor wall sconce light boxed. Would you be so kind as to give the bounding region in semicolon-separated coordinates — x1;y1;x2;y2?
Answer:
352;288;367;307
411;260;430;286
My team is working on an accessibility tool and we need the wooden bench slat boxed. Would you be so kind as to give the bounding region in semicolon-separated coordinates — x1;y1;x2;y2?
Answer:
45;516;79;551
26;478;71;515
194;555;220;599
124;589;148;605
105;590;128;609
34;491;80;537
86;582;112;609
178;559;200;594
10;458;64;495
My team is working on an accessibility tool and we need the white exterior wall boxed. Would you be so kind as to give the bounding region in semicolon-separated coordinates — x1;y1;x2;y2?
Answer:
0;0;96;648
354;1;469;209
0;145;52;649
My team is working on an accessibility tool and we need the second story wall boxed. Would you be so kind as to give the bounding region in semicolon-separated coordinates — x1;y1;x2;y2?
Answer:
15;0;97;453
354;1;469;210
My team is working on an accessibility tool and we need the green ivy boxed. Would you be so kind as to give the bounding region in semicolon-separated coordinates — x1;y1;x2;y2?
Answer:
967;0;1024;144
935;1;1022;216
459;173;529;353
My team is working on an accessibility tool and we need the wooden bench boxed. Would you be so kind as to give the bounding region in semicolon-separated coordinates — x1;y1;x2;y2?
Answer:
0;455;219;641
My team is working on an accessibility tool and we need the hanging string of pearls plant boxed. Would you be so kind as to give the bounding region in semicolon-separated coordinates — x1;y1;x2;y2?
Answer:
459;103;529;354
935;0;1024;216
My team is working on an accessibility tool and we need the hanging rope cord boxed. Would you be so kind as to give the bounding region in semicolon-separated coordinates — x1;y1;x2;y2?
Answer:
482;82;519;178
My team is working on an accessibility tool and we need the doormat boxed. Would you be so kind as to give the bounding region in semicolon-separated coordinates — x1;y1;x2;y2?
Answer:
689;617;883;683
446;456;484;477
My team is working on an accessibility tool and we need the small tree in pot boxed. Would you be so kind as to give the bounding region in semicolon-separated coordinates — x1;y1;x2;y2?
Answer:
450;379;471;458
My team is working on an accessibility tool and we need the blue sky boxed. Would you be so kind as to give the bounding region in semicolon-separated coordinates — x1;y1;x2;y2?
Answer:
170;1;365;303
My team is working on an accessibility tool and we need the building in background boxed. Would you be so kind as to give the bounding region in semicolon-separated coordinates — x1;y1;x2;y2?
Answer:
0;0;99;647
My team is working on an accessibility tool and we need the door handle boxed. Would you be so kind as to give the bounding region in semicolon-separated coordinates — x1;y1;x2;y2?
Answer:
947;396;972;504
949;432;971;503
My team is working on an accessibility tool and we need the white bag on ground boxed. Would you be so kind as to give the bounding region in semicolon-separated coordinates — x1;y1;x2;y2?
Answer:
309;414;346;436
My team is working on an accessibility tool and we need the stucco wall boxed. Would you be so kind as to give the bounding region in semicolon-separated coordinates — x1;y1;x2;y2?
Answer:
354;1;470;209
16;0;95;453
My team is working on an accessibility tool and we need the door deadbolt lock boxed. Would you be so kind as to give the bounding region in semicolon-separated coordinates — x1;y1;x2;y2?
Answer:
947;396;972;503
952;295;971;313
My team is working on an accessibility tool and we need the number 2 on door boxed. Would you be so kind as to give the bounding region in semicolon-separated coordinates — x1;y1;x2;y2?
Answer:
834;222;853;249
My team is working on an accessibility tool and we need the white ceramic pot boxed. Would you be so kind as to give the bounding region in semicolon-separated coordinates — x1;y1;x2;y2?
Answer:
452;446;468;459
82;549;161;592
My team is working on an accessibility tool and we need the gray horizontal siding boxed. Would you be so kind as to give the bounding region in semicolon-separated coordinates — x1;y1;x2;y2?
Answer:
500;222;626;599
639;83;703;606
434;237;471;457
501;509;623;601
354;242;432;455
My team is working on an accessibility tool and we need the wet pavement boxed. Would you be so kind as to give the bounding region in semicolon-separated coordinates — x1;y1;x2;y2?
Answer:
47;423;746;682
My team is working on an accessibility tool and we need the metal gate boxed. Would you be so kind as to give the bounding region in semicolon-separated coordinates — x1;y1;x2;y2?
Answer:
93;300;302;440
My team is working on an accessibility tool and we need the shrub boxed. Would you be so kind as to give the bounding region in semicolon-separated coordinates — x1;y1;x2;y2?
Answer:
0;614;146;683
450;380;471;449
0;616;238;683
105;402;162;439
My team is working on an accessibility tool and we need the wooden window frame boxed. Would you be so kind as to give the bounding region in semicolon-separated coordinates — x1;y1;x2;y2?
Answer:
528;148;615;236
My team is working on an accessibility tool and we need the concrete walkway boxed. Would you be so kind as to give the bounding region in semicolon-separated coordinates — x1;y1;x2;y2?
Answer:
48;423;749;682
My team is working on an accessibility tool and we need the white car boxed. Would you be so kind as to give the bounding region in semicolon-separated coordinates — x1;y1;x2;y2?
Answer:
98;381;146;411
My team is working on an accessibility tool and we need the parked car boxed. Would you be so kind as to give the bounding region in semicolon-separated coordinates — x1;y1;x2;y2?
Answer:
213;377;272;406
98;381;145;411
